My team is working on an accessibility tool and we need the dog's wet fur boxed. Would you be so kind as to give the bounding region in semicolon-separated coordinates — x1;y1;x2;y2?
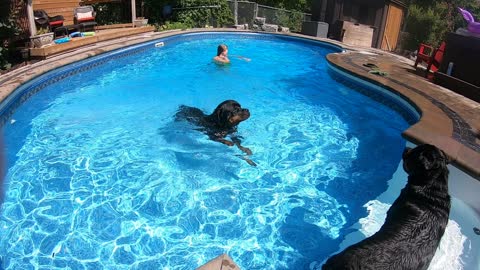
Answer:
322;144;450;270
175;100;255;166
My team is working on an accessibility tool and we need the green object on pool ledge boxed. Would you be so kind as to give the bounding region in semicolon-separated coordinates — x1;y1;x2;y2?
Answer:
369;69;389;77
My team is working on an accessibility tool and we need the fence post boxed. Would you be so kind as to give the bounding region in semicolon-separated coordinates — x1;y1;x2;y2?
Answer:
131;0;137;25
26;0;36;37
254;3;258;19
234;0;238;25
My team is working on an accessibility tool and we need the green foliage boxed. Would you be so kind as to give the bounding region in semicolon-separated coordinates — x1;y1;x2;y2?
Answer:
0;47;12;70
144;0;310;31
176;0;233;28
256;0;312;13
1;9;22;70
274;10;304;32
35;28;50;35
403;0;480;51
403;5;442;50
144;0;233;28
92;2;130;25
0;20;20;40
143;0;165;23
155;21;190;31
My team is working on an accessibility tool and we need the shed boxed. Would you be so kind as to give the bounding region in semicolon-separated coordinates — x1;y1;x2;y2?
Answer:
310;0;407;51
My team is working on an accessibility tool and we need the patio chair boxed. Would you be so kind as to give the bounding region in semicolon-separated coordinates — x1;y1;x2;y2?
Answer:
414;42;446;79
33;9;65;32
74;6;97;31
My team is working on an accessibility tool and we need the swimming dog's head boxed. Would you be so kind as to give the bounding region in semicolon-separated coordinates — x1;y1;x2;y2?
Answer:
212;100;250;128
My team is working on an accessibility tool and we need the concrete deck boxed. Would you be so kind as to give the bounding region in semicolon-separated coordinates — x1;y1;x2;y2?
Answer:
326;51;480;180
0;29;479;180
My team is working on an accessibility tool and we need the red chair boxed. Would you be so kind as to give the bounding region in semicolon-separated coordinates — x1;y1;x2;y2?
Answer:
33;10;65;30
414;42;446;79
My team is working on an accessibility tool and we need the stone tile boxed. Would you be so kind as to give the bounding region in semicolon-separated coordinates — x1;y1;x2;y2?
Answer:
326;45;480;180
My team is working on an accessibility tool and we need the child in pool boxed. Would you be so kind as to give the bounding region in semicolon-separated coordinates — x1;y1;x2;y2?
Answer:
213;44;251;64
214;44;230;64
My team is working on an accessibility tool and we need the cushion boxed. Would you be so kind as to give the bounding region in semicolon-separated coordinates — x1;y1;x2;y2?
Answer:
49;21;63;26
77;11;93;20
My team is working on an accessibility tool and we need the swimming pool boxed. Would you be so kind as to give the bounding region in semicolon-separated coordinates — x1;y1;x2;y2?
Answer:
0;32;470;269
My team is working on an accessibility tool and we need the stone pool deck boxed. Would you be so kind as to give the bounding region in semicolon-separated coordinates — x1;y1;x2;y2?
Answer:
326;49;480;180
0;28;479;181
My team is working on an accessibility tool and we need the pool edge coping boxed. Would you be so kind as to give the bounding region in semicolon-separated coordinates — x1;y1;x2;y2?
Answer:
325;51;480;181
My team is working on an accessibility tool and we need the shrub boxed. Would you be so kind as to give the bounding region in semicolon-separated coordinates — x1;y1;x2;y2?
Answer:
274;10;304;32
175;0;233;27
402;1;480;51
145;0;233;28
403;5;442;51
0;18;21;70
35;27;50;35
92;2;130;25
155;21;190;31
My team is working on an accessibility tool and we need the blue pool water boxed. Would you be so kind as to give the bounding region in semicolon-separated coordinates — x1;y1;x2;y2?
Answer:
0;33;415;269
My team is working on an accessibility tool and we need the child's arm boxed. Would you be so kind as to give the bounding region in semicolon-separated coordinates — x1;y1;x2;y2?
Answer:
231;55;251;62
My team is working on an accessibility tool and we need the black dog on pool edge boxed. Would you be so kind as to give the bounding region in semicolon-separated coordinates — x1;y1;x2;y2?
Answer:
322;144;450;270
175;100;256;166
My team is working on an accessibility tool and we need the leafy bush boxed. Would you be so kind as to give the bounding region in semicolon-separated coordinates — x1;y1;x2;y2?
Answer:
403;1;480;51
155;21;190;31
274;10;304;32
92;2;130;25
0;18;21;70
0;47;11;70
35;27;50;35
403;5;442;51
176;0;233;27
256;0;312;12
145;0;233;28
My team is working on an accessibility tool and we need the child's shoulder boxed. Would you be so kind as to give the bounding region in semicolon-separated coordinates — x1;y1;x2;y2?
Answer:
214;56;230;64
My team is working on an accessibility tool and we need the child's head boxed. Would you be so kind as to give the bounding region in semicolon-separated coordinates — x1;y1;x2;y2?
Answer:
217;44;228;56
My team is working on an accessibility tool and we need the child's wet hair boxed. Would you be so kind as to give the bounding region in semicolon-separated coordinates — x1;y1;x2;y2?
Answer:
217;44;228;56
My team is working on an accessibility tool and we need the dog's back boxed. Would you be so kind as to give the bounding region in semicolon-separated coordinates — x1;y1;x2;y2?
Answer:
174;105;208;126
323;144;450;270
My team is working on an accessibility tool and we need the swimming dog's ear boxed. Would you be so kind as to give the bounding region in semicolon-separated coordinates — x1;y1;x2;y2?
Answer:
402;147;412;159
439;149;450;165
214;103;230;127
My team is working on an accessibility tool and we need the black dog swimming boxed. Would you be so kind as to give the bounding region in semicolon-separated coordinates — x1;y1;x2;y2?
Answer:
322;144;450;270
175;100;256;166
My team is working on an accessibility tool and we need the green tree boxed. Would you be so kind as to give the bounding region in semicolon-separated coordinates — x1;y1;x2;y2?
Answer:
175;0;233;27
144;0;233;27
255;0;312;13
1;0;23;70
403;5;441;50
92;2;130;25
403;0;480;51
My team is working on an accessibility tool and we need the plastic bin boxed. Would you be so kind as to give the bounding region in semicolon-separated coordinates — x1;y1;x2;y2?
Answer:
302;21;329;38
